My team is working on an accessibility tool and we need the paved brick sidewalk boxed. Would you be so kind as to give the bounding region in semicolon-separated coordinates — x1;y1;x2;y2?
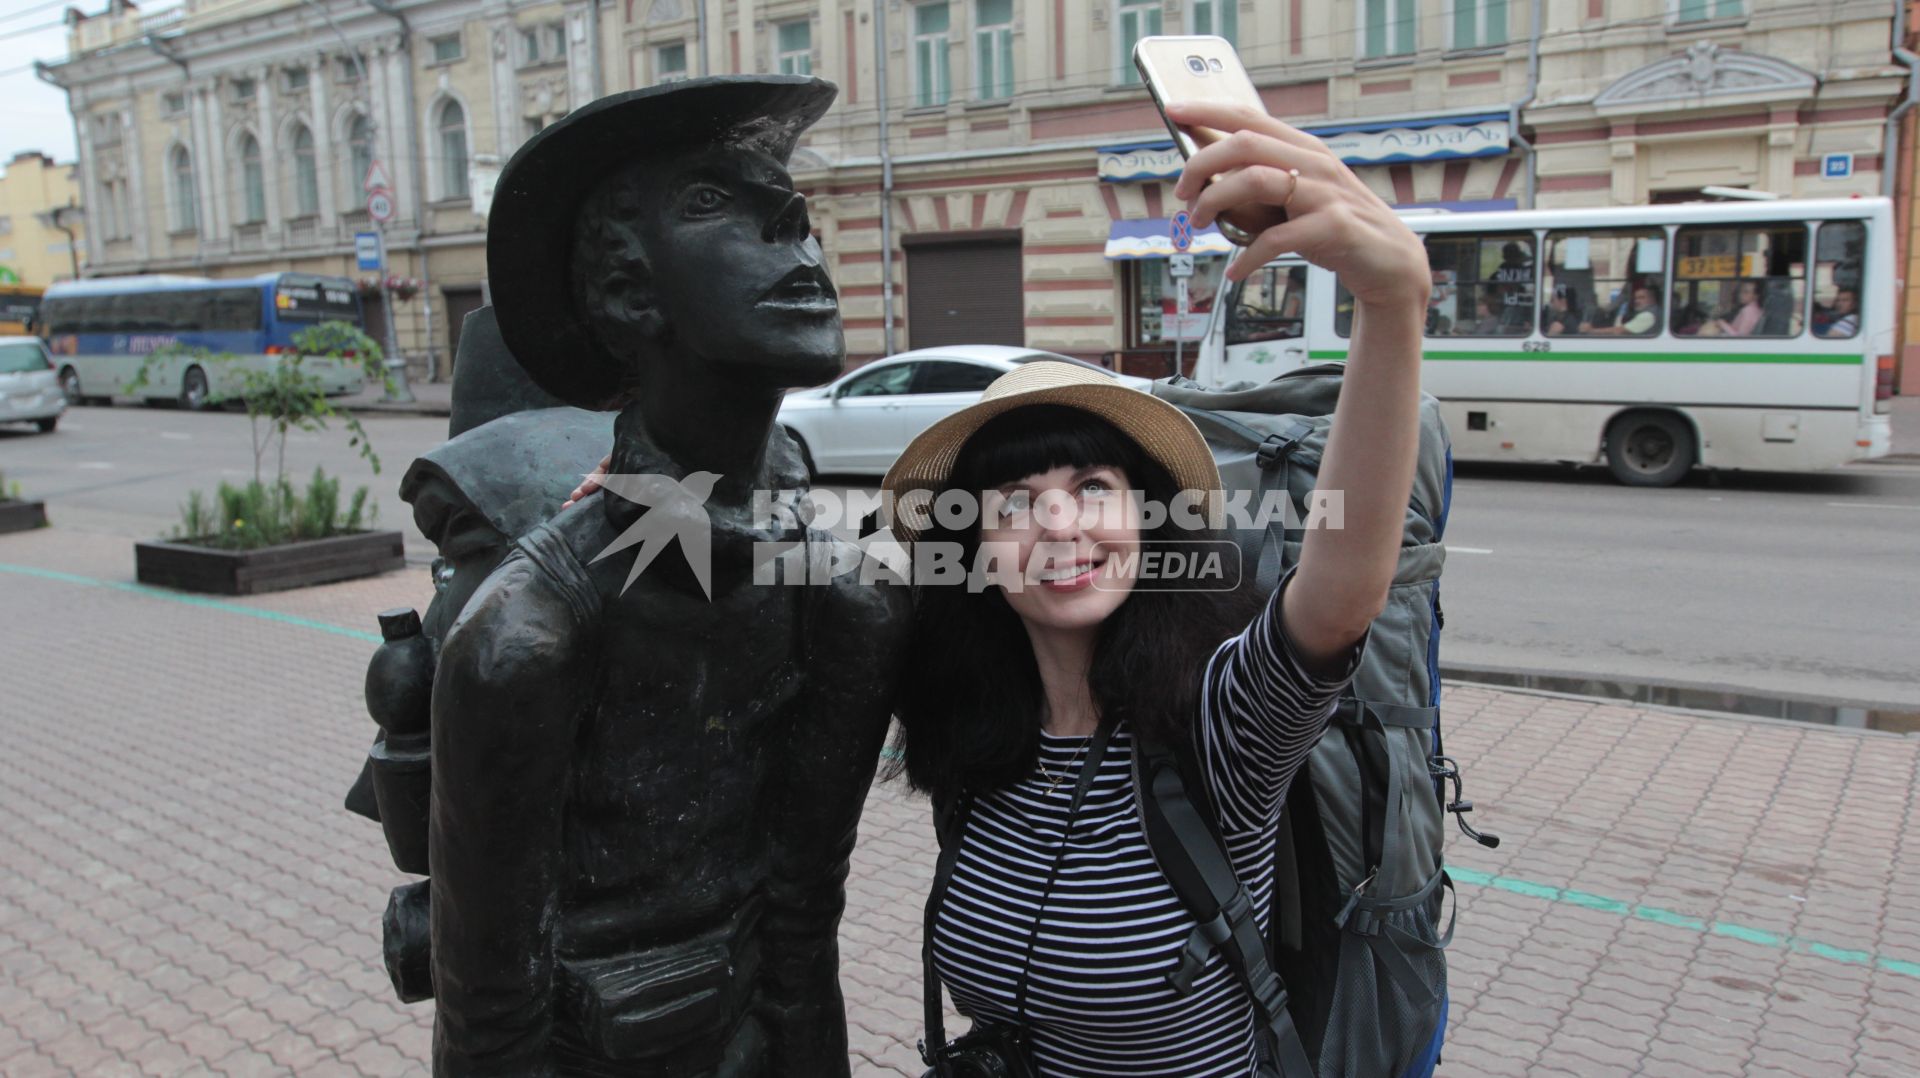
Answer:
2;527;1916;1077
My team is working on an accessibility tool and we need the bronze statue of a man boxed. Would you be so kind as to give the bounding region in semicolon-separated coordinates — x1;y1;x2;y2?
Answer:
429;76;909;1076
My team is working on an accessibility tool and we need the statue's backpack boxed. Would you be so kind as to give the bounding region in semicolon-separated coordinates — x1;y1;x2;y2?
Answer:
1132;365;1500;1078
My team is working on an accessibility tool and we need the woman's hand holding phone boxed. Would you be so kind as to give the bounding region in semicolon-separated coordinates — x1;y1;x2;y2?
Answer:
1168;100;1429;309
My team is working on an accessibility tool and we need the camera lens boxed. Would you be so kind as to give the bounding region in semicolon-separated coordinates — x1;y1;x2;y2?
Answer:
1186;56;1207;74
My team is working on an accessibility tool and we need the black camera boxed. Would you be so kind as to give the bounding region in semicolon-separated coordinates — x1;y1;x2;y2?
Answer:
919;1021;1039;1078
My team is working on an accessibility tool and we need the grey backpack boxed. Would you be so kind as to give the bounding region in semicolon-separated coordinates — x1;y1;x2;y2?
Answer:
1137;364;1498;1078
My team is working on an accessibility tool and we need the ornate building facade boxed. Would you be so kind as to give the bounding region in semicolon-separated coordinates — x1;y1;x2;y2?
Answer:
39;0;610;378
615;0;1901;370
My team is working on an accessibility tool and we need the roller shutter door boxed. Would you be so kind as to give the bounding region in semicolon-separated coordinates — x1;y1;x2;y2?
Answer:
905;234;1024;349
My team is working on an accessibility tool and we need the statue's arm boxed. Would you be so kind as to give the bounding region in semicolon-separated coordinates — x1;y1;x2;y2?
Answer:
428;558;590;1077
758;575;910;1076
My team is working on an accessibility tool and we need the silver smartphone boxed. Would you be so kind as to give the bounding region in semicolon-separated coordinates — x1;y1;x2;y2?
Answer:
1132;36;1279;246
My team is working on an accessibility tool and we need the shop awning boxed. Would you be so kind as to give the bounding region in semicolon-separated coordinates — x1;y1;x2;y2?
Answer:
1104;218;1233;260
1095;110;1512;180
1311;111;1510;164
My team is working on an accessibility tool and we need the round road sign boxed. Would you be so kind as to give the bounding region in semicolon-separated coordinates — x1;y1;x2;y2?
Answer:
366;188;395;223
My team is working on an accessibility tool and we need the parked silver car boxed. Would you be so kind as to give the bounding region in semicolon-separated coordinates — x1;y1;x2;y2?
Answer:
0;336;67;434
775;345;1151;477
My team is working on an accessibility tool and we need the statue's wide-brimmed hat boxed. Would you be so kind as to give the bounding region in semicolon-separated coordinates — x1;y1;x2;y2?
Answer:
881;361;1224;543
487;75;838;410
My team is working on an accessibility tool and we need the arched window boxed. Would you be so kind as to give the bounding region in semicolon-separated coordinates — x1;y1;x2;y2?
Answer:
169;145;197;231
238;132;265;223
437;99;469;199
291;124;319;217
346;112;374;198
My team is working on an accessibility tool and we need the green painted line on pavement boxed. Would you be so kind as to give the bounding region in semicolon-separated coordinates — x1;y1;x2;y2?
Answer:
0;562;384;645
9;559;1917;982
1451;867;1919;980
1306;349;1860;365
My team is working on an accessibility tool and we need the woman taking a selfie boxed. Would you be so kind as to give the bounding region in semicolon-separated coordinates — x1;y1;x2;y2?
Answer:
887;99;1431;1078
562;100;1432;1077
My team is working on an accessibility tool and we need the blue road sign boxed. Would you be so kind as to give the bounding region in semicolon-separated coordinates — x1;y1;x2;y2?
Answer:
355;231;384;271
1822;153;1853;180
1171;210;1193;253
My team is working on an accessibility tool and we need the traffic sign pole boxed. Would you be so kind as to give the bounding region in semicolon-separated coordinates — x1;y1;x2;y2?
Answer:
362;192;414;403
1170;213;1194;378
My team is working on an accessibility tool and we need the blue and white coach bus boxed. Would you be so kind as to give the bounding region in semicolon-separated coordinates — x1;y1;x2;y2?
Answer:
41;273;369;409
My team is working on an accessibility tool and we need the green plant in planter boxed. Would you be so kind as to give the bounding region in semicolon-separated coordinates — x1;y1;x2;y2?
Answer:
0;468;22;502
132;322;394;550
174;468;375;550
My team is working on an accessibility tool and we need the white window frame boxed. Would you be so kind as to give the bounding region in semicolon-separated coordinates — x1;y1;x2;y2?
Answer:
776;19;812;77
283;66;310;92
344;111;375;206
1446;0;1508;51
1187;0;1237;44
436;98;471;201
1357;0;1416;60
1115;0;1162;85
974;0;1014;102
655;42;689;84
231;77;256;102
160;91;186;118
290;123;320;218
912;2;951;109
237;132;266;225
429;33;464;64
168;145;197;233
1671;0;1745;25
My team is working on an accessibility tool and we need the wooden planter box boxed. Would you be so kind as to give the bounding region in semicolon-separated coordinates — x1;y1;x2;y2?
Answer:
135;530;405;595
0;500;48;534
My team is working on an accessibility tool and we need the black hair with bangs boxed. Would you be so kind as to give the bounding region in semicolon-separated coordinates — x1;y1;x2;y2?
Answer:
887;404;1261;806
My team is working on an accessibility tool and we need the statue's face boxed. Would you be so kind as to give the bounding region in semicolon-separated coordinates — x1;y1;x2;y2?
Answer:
614;145;844;388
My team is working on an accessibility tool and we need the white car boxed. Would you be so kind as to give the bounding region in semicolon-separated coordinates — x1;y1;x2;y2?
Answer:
776;345;1152;477
0;336;67;434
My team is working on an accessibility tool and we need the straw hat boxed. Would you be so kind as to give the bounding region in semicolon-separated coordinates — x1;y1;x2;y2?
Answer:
881;361;1223;542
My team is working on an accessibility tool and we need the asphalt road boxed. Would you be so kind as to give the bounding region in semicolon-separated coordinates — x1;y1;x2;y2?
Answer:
5;403;1917;708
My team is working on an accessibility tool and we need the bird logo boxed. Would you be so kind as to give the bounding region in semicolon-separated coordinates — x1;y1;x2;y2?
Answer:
589;471;721;599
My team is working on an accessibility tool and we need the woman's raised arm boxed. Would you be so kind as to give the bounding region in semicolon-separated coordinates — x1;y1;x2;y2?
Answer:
1170;100;1428;679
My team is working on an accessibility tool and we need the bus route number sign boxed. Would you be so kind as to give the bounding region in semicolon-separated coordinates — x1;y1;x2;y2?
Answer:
367;189;396;224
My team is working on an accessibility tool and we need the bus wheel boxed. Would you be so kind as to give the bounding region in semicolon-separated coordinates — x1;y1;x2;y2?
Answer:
58;367;81;404
180;366;211;412
1606;411;1695;487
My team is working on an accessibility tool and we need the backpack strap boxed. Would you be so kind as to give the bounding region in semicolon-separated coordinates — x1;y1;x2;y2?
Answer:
919;793;972;1064
1132;732;1314;1078
1330;699;1457;1011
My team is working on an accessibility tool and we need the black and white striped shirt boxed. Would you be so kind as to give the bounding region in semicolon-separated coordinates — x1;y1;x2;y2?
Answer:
930;582;1358;1077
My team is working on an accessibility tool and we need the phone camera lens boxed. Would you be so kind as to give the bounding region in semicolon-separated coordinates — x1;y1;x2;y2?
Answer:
1186;56;1207;74
1207;58;1225;71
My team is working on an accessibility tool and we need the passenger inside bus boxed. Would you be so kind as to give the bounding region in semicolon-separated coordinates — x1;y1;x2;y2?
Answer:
1710;279;1765;336
1462;294;1503;335
1816;287;1860;337
1541;284;1582;336
1581;285;1660;336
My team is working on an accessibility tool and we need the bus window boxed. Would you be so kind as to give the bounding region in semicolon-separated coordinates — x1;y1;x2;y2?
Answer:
1670;223;1805;338
208;288;265;333
1225;264;1307;345
1544;229;1665;337
275;278;363;324
1811;221;1864;339
1425;233;1533;337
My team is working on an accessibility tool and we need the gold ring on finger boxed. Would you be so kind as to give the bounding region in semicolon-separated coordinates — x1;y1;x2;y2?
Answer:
1281;168;1302;210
